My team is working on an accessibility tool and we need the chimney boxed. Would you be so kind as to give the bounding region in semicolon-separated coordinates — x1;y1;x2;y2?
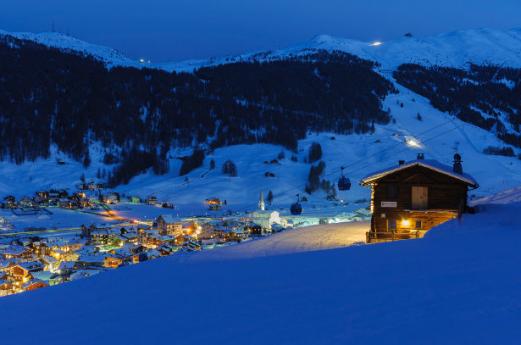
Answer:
417;153;424;160
398;160;405;165
453;153;463;174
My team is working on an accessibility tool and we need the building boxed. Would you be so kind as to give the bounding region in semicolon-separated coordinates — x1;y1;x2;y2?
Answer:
103;256;123;269
156;215;183;236
361;154;478;243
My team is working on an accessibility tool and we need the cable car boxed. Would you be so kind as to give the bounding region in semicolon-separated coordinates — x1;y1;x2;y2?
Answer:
338;166;351;191
290;194;303;215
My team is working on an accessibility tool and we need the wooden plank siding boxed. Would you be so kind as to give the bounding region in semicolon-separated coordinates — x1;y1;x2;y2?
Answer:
367;165;469;243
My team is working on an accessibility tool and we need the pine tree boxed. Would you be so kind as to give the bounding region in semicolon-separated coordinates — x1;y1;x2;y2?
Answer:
305;161;326;193
267;190;274;206
222;160;238;177
308;142;322;163
82;150;91;168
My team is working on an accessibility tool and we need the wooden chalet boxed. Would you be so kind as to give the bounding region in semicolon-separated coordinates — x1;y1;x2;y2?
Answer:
361;154;478;243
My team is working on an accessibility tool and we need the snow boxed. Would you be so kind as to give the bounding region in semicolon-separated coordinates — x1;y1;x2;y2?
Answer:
1;200;521;344
2;27;521;213
361;159;478;187
188;221;368;261
3;27;521;72
0;30;140;69
164;27;521;72
2;101;521;212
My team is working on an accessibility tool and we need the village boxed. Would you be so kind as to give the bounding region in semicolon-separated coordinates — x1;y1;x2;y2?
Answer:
0;181;317;297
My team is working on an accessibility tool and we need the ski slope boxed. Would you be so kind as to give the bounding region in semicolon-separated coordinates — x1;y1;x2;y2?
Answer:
1;201;520;345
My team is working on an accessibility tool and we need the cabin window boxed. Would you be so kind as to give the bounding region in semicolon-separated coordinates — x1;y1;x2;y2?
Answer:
387;219;397;232
411;186;428;210
415;220;422;229
386;184;399;199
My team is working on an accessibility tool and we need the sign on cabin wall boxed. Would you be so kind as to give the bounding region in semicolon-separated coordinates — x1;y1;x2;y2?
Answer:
381;201;397;208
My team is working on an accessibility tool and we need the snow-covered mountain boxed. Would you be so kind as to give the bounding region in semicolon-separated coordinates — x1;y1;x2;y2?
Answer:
1;27;521;209
3;27;521;71
0;30;141;68
165;28;521;72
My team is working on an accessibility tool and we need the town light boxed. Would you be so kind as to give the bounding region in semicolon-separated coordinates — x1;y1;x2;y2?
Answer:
401;219;411;227
369;41;383;47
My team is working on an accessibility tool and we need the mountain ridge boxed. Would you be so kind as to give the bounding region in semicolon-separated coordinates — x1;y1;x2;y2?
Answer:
3;27;521;72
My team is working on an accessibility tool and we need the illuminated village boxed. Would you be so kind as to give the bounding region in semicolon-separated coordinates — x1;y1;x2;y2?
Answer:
0;182;315;297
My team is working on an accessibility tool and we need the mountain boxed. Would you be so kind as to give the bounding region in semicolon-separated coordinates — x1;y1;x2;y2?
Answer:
0;30;140;68
164;28;521;72
3;28;521;71
1;28;521;207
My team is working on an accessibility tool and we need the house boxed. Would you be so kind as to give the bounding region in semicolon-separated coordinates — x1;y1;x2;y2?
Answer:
3;195;16;208
156;215;183;236
129;196;141;204
0;245;31;260
361;154;478;243
40;255;60;273
57;261;76;275
5;264;33;283
146;195;158;205
102;192;120;205
19;197;36;208
103;256;123;268
0;279;13;296
205;198;223;210
23;279;48;291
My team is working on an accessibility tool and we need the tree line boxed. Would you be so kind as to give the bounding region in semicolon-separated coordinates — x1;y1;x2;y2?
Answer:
0;35;395;185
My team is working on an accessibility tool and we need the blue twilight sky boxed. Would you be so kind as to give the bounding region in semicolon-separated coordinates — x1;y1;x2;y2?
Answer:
2;0;521;62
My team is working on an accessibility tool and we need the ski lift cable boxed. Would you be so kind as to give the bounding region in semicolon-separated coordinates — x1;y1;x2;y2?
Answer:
274;120;461;199
274;119;456;197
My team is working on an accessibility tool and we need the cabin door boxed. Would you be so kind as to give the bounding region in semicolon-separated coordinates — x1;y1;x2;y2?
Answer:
411;186;428;210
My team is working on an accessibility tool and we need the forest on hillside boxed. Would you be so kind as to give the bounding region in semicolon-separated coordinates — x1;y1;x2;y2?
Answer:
394;64;521;148
0;35;394;184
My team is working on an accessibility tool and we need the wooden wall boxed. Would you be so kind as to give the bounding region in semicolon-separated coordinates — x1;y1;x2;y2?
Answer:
369;165;469;235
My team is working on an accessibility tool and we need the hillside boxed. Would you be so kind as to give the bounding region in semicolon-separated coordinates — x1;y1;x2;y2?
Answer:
1;201;520;345
1;28;521;208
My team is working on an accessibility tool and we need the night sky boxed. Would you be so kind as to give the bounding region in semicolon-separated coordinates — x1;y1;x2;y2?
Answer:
2;0;521;62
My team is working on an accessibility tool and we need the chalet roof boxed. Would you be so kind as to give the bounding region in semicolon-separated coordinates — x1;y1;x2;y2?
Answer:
360;159;478;187
0;245;27;256
157;214;179;224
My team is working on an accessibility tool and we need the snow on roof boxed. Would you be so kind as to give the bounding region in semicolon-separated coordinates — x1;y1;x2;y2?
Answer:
157;214;179;223
360;159;478;187
0;260;11;269
0;245;27;256
18;261;43;271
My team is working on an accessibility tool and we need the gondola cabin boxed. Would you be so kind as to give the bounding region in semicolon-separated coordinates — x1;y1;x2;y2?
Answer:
361;154;478;243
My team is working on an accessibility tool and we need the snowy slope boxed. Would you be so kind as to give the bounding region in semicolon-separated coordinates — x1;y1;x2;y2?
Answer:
2;27;521;209
164;27;521;72
0;30;141;69
1;203;521;345
3;84;521;210
188;221;368;261
3;27;521;71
